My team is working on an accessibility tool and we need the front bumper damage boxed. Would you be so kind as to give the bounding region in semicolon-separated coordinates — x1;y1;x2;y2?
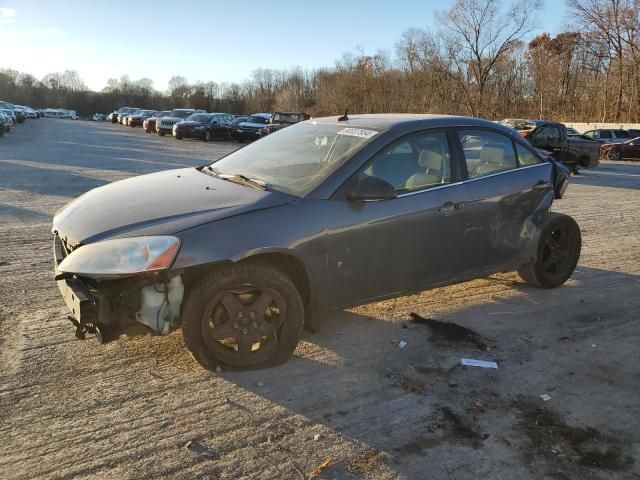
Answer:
53;233;184;343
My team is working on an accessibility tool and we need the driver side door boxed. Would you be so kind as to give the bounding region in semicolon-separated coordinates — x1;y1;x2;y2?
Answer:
327;130;466;308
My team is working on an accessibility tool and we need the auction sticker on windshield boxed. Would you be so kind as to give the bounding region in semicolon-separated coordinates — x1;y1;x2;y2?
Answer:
338;127;378;138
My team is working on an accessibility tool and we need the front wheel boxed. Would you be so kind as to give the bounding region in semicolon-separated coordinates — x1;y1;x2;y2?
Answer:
518;213;581;288
203;130;211;142
181;262;304;371
607;149;622;160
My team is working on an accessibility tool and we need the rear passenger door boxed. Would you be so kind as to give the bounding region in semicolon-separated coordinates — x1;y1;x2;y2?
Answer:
454;129;553;277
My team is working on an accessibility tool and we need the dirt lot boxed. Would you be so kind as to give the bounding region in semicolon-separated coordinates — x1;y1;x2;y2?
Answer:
1;119;639;480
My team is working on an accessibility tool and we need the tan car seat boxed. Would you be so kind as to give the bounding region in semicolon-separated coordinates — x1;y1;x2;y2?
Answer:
405;138;448;190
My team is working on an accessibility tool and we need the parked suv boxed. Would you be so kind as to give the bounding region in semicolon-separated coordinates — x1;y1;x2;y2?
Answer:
144;111;170;133
583;129;631;144
236;113;271;141
262;112;310;136
157;109;205;136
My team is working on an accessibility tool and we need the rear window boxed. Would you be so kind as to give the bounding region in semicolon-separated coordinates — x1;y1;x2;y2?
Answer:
458;130;517;178
515;142;541;166
614;130;630;138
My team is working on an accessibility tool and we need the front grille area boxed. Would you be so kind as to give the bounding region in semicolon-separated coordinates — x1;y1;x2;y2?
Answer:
160;119;178;127
55;233;79;261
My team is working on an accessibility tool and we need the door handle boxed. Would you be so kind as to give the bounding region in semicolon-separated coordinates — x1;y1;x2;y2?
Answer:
532;181;552;191
438;202;455;215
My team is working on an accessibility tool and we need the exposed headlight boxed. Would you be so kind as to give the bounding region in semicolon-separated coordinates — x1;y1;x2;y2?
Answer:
58;236;180;276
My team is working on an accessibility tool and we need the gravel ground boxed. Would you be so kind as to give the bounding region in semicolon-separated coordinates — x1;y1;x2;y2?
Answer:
0;119;639;480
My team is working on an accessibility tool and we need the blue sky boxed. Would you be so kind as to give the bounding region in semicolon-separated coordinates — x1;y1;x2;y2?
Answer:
0;0;570;92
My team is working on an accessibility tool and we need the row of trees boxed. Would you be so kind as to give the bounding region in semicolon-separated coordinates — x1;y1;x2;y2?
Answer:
1;0;639;122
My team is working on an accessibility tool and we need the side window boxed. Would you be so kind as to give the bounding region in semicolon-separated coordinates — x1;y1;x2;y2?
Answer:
600;130;612;138
458;129;517;179
515;142;542;166
363;131;451;193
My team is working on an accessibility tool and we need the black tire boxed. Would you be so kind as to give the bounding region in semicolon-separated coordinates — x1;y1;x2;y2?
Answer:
158;130;165;136
203;130;211;142
182;262;304;371
518;213;581;288
175;134;183;140
237;137;244;143
607;149;622;160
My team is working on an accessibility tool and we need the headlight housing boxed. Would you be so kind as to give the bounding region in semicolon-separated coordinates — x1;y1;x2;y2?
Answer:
58;236;180;276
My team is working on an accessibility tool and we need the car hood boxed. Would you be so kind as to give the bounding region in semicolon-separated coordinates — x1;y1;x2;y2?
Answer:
53;167;292;244
176;121;205;128
159;116;186;123
239;121;267;129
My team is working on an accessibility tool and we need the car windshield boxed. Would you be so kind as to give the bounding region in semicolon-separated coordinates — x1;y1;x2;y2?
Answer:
171;110;193;118
499;119;535;131
208;122;380;197
273;113;300;123
186;114;209;122
246;115;269;124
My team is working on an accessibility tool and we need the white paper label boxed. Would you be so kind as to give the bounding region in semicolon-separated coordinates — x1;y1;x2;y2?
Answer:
338;127;378;139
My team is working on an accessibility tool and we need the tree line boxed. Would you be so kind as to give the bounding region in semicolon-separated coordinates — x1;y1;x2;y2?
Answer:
1;0;638;122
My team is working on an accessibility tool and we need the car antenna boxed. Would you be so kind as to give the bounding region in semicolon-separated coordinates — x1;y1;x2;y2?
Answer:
337;108;349;121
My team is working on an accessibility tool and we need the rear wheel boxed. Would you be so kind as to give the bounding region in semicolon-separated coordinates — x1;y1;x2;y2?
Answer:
175;134;183;140
182;262;304;371
518;213;581;288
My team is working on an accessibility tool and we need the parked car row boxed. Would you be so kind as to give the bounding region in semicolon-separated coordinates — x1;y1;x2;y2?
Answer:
107;106;311;143
0;100;41;138
501;119;640;162
498;118;601;173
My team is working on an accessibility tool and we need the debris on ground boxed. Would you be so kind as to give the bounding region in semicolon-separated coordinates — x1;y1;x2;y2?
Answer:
514;399;634;472
441;407;484;447
409;313;487;349
460;358;498;369
540;394;552;402
474;399;484;409
347;449;390;475
398;340;407;349
185;440;216;458
448;378;458;387
403;379;425;394
310;458;335;477
257;381;264;387
313;434;321;441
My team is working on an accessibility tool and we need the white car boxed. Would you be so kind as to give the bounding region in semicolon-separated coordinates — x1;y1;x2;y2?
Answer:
156;108;205;136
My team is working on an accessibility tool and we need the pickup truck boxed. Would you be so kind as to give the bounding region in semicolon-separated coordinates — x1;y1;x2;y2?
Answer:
519;121;600;173
261;111;310;136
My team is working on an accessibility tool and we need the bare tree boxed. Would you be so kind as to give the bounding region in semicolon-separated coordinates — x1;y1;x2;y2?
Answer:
435;0;541;117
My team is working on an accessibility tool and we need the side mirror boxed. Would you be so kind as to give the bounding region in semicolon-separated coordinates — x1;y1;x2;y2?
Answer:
347;176;397;201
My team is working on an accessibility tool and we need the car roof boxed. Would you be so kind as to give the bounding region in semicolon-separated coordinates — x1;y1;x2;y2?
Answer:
248;113;272;118
308;114;516;134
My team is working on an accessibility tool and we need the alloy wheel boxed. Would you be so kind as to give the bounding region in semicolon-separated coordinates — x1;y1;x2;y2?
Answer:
201;286;286;367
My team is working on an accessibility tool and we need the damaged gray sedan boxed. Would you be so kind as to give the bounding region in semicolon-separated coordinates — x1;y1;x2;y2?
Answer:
52;114;580;370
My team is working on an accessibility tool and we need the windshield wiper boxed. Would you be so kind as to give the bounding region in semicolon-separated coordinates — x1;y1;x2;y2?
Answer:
202;166;267;190
221;173;268;190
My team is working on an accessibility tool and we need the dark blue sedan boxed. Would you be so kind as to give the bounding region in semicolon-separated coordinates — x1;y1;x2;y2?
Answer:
52;114;580;370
